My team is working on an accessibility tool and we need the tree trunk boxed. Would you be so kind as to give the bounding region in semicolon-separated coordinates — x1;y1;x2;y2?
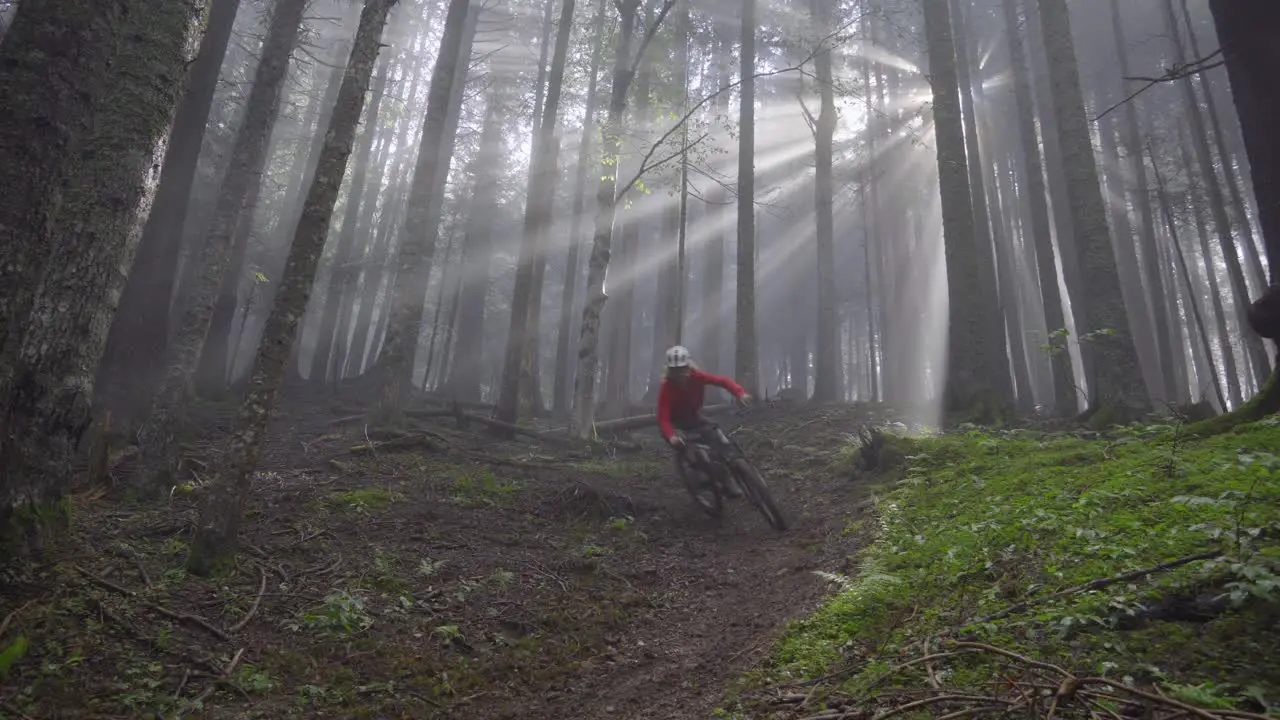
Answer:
1097;95;1163;404
94;0;241;429
442;89;505;401
310;53;391;387
735;0;760;396
1150;145;1227;410
551;0;606;418
1161;0;1270;389
496;0;576;428
133;0;308;487
572;0;645;437
0;0;207;544
373;0;475;421
700;23;733;375
1036;0;1148;417
0;0;125;391
1002;0;1073;414
922;0;1000;417
187;0;397;576
950;0;1015;409
338;28;430;379
1187;0;1280;430
809;0;839;403
1181;0;1265;293
1111;0;1177;403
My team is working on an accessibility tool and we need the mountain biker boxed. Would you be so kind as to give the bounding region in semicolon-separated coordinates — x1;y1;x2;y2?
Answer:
657;345;752;498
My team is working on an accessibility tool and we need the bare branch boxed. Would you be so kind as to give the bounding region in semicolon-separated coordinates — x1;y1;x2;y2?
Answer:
1093;48;1225;122
614;11;866;201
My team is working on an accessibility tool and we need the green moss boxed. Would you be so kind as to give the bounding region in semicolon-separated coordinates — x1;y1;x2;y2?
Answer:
321;488;397;513
764;420;1280;711
1187;365;1280;437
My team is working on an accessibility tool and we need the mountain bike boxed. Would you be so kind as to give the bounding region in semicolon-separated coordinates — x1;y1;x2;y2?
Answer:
674;411;787;531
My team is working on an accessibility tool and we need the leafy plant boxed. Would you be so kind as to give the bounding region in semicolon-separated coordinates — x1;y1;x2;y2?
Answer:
291;590;373;637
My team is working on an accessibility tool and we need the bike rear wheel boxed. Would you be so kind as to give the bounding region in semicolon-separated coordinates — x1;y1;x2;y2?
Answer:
731;458;788;531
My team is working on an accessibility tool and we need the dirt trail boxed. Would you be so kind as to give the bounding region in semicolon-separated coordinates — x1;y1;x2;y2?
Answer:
0;404;878;719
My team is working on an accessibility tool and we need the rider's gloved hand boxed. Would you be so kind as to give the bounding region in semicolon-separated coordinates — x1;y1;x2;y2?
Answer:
669;432;685;449
738;394;753;408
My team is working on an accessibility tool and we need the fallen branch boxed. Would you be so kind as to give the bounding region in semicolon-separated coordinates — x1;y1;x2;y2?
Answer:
962;550;1223;630
229;567;267;633
75;565;230;642
346;433;447;455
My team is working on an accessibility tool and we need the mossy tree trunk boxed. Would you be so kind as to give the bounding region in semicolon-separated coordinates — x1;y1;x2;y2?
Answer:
188;0;398;576
0;0;124;393
0;0;209;547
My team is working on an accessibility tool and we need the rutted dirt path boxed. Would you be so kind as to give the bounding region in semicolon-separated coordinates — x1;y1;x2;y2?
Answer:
0;404;878;719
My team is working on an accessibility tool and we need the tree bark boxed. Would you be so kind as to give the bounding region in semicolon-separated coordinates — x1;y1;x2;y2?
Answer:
1111;0;1177;403
809;0;840;403
1036;0;1148;416
94;0;241;429
735;0;760;396
1161;0;1271;390
551;0;607;418
950;0;1015;409
1180;127;1241;407
310;53;391;387
1150;145;1227;410
496;0;576;428
373;0;475;421
188;0;397;576
572;0;673;437
0;0;208;542
922;0;1001;416
442;88;505;401
133;0;309;487
0;0;125;392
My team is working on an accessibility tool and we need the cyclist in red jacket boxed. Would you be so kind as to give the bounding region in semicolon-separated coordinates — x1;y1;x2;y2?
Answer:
657;345;752;497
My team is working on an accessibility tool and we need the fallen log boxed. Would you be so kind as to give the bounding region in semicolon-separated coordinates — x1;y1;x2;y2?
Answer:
406;407;572;446
587;403;734;434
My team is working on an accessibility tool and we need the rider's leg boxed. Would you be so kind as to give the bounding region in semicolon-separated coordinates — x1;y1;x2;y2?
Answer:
689;420;743;498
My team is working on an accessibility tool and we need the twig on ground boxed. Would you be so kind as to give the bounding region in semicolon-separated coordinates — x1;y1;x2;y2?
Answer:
75;565;230;642
195;647;247;704
229;567;267;633
174;668;192;698
0;600;34;638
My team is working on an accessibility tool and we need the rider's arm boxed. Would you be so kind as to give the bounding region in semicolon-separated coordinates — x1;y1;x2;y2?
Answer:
692;369;747;400
657;381;676;440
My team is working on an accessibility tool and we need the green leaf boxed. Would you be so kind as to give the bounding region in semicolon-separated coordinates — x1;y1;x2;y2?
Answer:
0;635;29;678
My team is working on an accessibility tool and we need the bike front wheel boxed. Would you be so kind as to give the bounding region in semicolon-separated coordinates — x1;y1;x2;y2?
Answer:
677;459;723;519
731;458;788;531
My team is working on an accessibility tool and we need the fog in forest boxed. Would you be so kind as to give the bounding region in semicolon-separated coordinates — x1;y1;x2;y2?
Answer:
100;0;1263;438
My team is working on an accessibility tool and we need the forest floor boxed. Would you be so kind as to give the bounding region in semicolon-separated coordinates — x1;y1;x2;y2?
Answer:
0;399;886;719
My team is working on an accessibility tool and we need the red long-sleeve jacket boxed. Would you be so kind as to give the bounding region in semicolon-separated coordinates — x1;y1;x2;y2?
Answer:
657;368;747;440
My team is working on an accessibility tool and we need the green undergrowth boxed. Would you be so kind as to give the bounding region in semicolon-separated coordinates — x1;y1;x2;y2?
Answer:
765;416;1280;715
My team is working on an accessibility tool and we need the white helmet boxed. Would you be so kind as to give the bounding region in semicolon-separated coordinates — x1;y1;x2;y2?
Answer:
665;345;692;368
